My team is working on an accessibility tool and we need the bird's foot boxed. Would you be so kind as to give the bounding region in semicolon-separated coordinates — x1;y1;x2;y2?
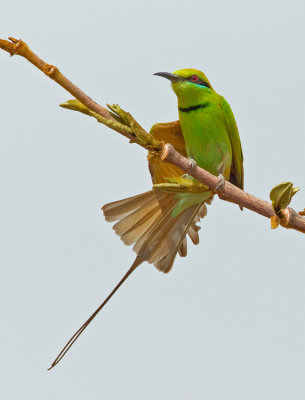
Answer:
215;173;225;193
189;158;197;172
154;176;209;194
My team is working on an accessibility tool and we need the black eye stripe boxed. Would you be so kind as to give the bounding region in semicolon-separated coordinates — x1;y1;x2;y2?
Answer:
187;76;210;88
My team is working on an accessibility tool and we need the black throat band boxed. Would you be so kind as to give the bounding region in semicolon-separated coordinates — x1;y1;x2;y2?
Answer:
179;103;208;113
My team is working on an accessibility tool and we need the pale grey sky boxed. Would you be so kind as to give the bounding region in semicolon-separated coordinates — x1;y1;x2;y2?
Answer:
1;0;305;399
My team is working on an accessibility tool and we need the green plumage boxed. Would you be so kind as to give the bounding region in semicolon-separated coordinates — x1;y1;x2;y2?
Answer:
172;68;243;188
155;68;244;216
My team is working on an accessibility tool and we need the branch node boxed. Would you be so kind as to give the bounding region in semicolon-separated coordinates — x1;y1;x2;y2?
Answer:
8;37;19;43
160;143;174;161
44;64;57;77
8;37;21;56
279;208;291;228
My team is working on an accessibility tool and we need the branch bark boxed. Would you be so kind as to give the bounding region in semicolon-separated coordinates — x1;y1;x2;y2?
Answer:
159;143;305;232
1;37;305;233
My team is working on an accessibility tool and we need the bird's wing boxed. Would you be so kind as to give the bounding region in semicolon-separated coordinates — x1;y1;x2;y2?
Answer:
147;120;204;257
221;98;244;190
148;121;187;184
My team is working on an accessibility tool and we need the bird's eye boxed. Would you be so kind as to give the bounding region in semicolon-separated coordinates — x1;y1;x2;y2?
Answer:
190;75;199;82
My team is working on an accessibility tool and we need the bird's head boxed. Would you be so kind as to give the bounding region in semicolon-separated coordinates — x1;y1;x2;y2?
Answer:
154;68;213;107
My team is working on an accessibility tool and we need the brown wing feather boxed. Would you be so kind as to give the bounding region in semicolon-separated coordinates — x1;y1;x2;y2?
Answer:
148;121;186;185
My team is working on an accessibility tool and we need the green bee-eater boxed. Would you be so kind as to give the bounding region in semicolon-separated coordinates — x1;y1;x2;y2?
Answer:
155;68;243;189
50;69;244;369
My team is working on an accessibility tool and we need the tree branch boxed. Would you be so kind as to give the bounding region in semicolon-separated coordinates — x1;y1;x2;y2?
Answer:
1;37;305;233
159;143;305;233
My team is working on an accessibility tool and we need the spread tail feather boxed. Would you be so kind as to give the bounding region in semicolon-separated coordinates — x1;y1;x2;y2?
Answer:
102;190;208;273
49;190;209;369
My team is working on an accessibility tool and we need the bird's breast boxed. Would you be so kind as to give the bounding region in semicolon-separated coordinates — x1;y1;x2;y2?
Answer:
178;107;232;177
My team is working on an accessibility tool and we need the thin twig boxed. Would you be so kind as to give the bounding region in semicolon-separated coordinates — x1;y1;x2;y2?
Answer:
1;37;305;233
0;37;133;140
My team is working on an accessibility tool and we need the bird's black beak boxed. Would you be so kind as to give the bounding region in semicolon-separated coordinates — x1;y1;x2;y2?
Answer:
154;72;182;82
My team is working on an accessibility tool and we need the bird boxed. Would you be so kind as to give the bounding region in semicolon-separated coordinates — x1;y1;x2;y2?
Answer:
155;69;243;192
49;68;244;369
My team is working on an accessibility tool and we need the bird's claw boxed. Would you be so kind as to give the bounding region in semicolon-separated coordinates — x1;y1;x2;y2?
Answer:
189;158;197;172
215;173;225;193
